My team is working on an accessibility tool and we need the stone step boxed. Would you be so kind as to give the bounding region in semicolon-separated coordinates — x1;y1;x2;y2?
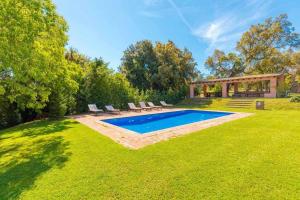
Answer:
191;98;211;101
227;101;254;103
228;101;252;103
227;103;253;104
229;100;254;101
227;99;254;108
227;103;253;106
227;105;253;108
227;106;251;108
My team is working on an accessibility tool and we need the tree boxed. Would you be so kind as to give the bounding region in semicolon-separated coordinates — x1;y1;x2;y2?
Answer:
204;14;300;80
205;49;244;78
237;14;300;74
0;0;80;126
0;0;78;112
120;40;158;90
155;41;198;90
65;47;91;71
84;58;139;109
292;52;300;80
65;48;90;113
290;51;300;92
121;40;198;91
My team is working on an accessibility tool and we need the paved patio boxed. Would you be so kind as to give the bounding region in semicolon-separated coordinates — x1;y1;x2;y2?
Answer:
71;108;253;149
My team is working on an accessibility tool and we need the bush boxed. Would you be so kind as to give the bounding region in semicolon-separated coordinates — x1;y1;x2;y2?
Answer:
211;83;222;93
84;61;141;110
107;73;141;109
290;96;300;102
277;84;289;97
0;97;21;129
47;91;68;118
142;86;187;105
277;75;293;97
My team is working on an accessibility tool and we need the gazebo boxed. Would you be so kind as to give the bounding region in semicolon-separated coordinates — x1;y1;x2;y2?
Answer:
190;73;284;98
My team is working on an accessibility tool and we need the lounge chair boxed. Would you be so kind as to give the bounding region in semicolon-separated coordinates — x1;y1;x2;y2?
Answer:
139;102;152;111
105;105;121;114
147;102;162;110
88;104;103;115
160;101;173;107
128;103;142;112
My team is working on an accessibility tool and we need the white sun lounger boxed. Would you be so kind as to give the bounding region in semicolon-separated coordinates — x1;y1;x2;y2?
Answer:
160;101;173;107
139;102;152;111
128;103;142;112
88;104;103;115
147;102;162;110
105;105;121;114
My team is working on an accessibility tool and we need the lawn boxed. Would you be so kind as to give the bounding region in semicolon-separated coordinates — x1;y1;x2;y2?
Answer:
1;98;300;199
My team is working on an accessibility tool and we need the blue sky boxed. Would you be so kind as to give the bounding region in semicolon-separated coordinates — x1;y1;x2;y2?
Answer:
53;0;300;74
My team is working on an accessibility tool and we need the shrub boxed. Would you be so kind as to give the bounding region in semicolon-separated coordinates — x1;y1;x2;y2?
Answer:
142;86;188;105
84;61;141;110
290;96;300;102
47;92;68;118
0;97;21;129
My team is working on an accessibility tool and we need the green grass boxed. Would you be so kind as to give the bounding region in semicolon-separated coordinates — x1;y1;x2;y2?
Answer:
178;97;300;111
1;99;300;199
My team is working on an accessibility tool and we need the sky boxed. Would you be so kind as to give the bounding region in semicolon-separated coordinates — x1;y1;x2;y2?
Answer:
53;0;300;75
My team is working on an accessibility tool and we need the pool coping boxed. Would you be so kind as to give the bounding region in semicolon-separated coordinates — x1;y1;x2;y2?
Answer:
71;109;253;149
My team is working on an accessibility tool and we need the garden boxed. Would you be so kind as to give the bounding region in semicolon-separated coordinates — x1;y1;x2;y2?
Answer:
1;0;300;199
1;98;299;199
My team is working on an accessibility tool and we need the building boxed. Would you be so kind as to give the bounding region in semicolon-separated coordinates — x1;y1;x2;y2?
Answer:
190;73;284;98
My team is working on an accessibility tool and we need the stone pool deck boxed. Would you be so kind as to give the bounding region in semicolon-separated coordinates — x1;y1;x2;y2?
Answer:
70;109;253;149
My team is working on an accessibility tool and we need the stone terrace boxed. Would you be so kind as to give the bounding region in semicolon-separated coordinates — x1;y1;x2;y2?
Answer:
71;109;253;149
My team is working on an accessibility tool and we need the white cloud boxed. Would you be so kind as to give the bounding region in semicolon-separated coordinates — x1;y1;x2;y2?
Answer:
166;0;273;54
192;15;241;53
194;16;233;43
192;0;273;53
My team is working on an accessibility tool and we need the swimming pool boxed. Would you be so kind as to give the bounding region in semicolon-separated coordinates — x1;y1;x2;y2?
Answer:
101;110;233;134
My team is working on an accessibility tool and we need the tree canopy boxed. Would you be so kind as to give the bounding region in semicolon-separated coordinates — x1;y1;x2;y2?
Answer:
0;0;82;128
0;0;78;111
237;14;300;74
205;50;244;78
120;40;158;91
205;14;300;77
291;51;300;82
120;40;198;91
83;57;139;109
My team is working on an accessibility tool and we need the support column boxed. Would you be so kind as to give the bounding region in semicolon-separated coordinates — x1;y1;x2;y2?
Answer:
203;84;207;97
189;84;195;98
264;78;277;98
270;78;277;97
222;83;228;98
233;83;238;94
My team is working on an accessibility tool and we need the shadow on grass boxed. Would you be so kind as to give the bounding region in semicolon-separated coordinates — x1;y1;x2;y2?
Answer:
0;119;79;140
0;144;22;158
0;120;73;200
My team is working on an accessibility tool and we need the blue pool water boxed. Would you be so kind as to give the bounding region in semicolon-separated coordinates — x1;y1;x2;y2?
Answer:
102;110;232;134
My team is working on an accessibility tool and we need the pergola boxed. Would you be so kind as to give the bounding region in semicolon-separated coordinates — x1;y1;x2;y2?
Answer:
190;73;284;98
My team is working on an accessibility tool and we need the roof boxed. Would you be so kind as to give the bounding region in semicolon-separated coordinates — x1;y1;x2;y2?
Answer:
192;73;283;85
